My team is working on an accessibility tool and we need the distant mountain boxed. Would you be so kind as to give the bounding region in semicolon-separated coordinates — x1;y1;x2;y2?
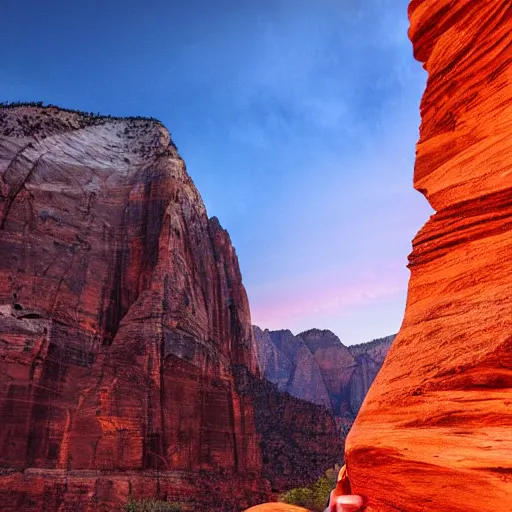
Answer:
347;334;395;415
253;327;332;408
253;326;395;431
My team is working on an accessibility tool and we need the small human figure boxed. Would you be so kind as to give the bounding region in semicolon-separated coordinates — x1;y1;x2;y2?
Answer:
324;464;364;512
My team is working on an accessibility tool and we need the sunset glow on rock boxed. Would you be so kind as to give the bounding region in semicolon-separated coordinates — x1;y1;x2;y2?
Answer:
346;1;512;510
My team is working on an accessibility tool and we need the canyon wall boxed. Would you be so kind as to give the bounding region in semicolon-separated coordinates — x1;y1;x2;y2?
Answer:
345;1;512;510
0;105;341;511
234;365;343;492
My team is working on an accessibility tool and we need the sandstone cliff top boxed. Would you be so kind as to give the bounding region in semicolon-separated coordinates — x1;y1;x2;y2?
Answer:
348;334;396;358
0;102;183;178
0;102;177;162
1;101;164;134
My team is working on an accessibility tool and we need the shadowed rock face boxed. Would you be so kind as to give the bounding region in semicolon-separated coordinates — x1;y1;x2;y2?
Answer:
253;327;395;423
0;106;341;511
346;2;512;511
253;326;294;392
347;335;395;414
300;329;357;419
234;365;343;492
253;327;332;408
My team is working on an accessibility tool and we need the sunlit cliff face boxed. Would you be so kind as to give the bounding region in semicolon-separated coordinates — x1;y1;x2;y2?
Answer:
345;1;512;511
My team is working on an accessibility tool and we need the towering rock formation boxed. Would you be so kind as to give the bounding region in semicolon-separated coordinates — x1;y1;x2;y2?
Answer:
346;2;512;511
253;326;294;392
253;327;394;425
0;105;341;511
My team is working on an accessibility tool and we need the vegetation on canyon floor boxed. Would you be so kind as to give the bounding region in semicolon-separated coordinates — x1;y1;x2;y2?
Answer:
124;499;182;512
279;466;338;512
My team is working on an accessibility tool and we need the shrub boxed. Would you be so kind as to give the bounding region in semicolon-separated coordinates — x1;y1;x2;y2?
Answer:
0;101;163;125
124;499;182;512
279;466;338;512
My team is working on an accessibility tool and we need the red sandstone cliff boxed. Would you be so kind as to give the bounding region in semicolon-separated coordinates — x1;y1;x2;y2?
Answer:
346;1;512;510
0;105;340;511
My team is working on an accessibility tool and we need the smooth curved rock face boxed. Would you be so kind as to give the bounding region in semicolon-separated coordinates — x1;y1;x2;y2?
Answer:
346;2;512;511
244;504;309;512
0;105;266;510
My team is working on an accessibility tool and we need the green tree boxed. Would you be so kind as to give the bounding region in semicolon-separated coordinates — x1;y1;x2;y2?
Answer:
280;466;338;512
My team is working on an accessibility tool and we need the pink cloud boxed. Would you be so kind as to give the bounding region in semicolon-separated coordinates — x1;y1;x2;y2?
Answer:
248;260;409;331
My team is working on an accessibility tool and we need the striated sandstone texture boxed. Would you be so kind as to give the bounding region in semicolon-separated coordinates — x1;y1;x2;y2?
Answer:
0;104;265;511
345;1;512;511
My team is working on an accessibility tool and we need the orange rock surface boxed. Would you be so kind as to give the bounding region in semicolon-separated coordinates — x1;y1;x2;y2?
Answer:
245;504;309;512
345;1;512;511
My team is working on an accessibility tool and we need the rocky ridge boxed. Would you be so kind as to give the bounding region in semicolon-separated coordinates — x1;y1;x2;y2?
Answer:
253;326;395;427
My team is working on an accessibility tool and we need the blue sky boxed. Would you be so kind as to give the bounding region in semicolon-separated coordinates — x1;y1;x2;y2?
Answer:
1;0;432;344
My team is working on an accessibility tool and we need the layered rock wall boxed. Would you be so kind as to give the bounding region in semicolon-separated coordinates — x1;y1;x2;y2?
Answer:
347;335;395;414
0;105;263;511
253;328;332;408
299;329;358;419
0;105;343;511
346;2;512;510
